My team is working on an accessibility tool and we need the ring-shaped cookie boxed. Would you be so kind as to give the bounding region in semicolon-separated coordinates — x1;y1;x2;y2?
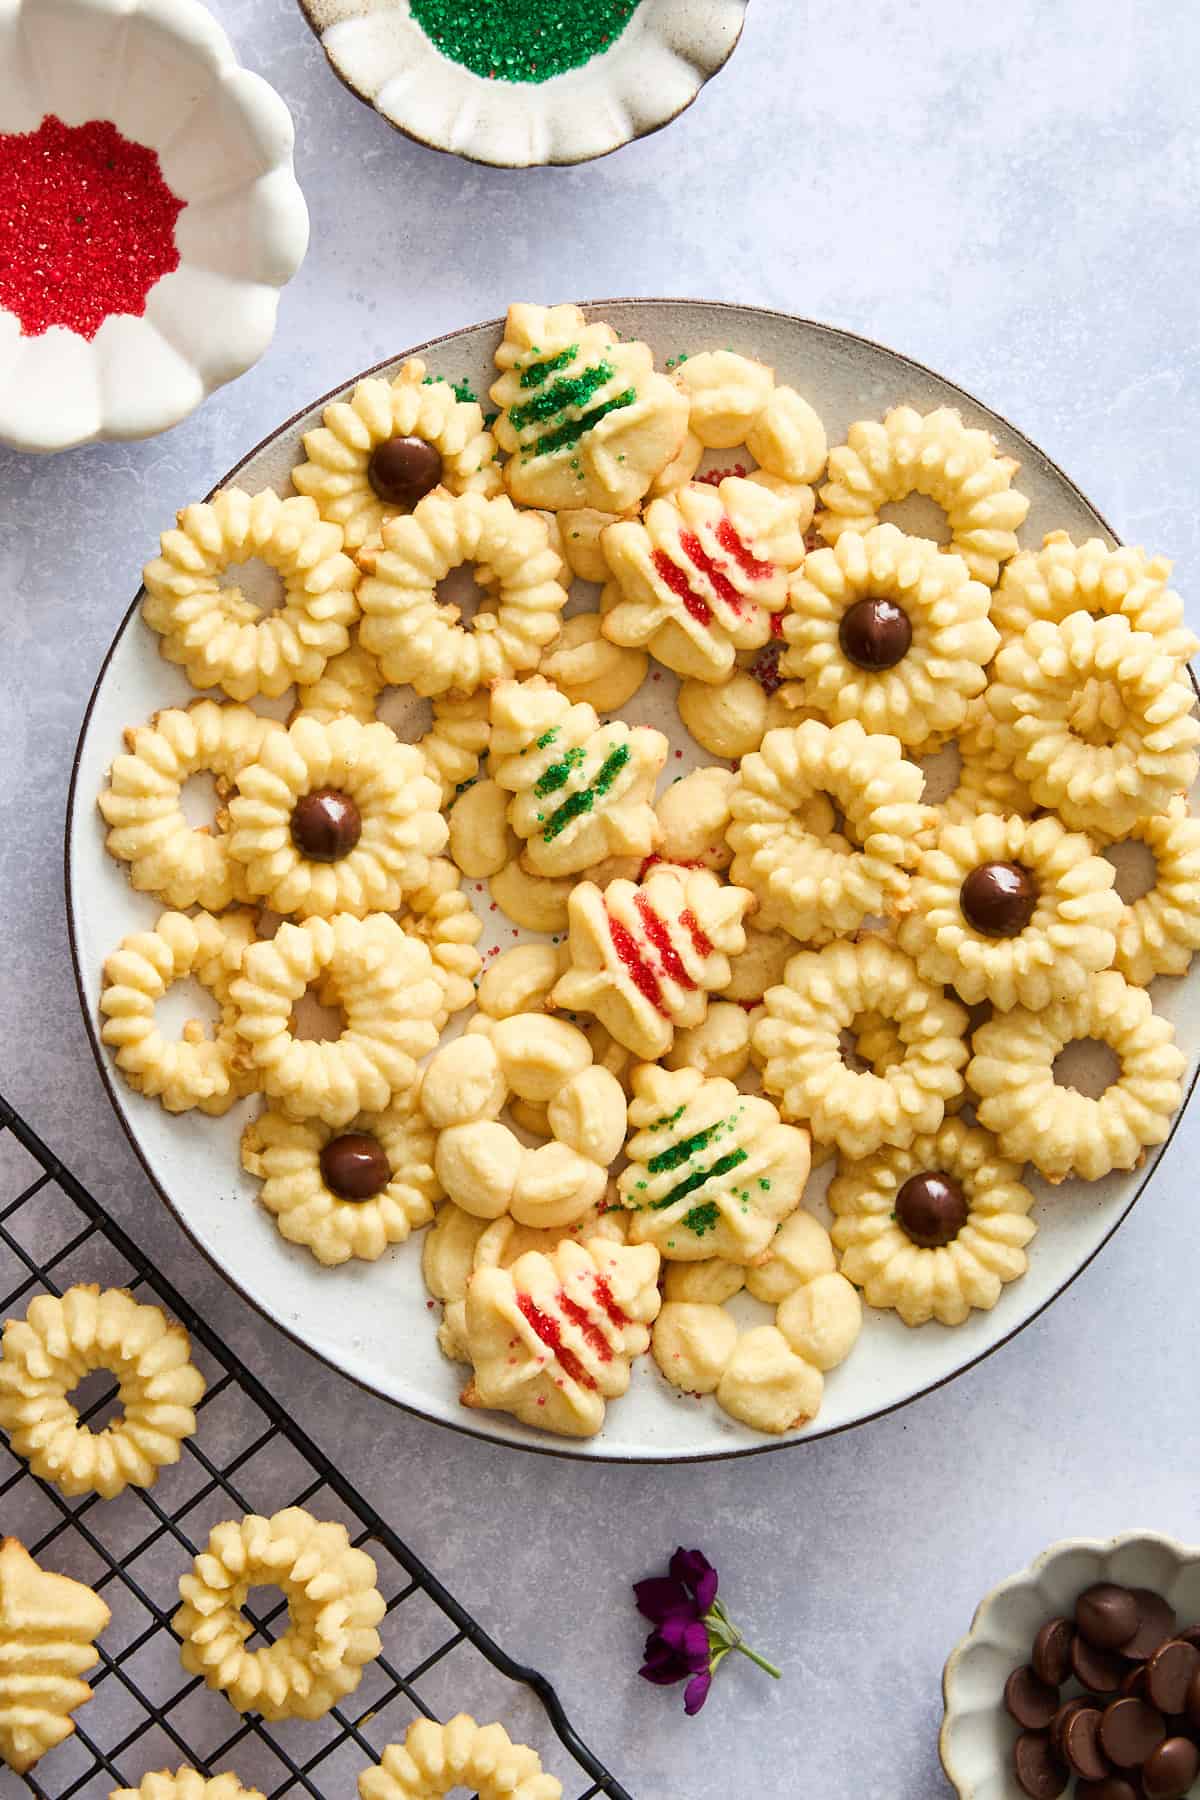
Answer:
817;404;1030;586
291;359;502;551
358;489;568;696
359;1714;563;1800
141;488;360;702
727;719;930;943
241;1089;440;1265
98;701;281;912
969;969;1186;1182
230;913;445;1127
100;910;257;1115
923;701;1038;827
828;1117;1037;1327
780;523;999;746
894;812;1122;1012
397;856;483;1017
985;612;1200;836
1097;798;1200;985
112;1771;265;1800
755;937;969;1158
990;531;1199;669
228;714;446;918
0;1285;206;1499
419;1017;627;1229
174;1508;385;1721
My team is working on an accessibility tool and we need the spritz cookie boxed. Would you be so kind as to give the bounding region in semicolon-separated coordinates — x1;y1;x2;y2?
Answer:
230;913;444;1127
357;488;568;696
0;1286;205;1500
990;532;1199;669
461;1237;661;1437
654;765;736;872
174;1508;385;1721
0;1537;110;1774
537;613;648;712
828;1117;1037;1327
677;668;797;760
618;1063;810;1263
241;1091;440;1265
550;863;754;1061
755;938;968;1158
142;488;359;701
664;349;827;495
985;612;1200;836
894;812;1122;1012
926;698;1038;826
489;302;688;512
111;1771;266;1800
489;677;667;878
727;719;930;943
291;358;501;551
359;1714;562;1800
397;856;483;1017
969;970;1186;1182
100;910;256;1115
817;404;1030;586
600;476;807;683
98;701;280;913
227;714;445;918
490;844;574;933
780;523;999;746
1097;799;1200;985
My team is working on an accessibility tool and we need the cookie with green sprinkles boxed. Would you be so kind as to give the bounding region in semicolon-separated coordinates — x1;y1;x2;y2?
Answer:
617;1064;812;1263
490;302;689;511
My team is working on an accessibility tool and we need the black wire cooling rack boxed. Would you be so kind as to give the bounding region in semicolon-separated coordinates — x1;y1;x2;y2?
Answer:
0;1094;632;1800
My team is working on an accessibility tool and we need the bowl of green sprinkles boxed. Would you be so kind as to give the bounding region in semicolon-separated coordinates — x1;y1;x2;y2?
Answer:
297;0;750;166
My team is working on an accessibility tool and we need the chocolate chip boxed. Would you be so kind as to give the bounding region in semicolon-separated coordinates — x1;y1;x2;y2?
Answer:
1015;1730;1070;1800
1074;1630;1132;1695
1186;1665;1200;1731
1078;1585;1142;1651
960;860;1039;938
1175;1626;1200;1651
1121;1663;1150;1699
1054;1698;1103;1763
1034;1618;1077;1688
366;434;443;507
1147;1642;1200;1716
1077;1781;1142;1800
1100;1698;1168;1768
1123;1592;1179;1663
1006;1665;1062;1731
319;1132;391;1201
894;1170;968;1248
290;788;362;862
1143;1737;1200;1800
1066;1707;1113;1782
837;596;912;670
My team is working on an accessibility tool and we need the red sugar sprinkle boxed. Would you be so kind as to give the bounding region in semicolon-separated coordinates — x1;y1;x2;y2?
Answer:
516;1292;595;1389
715;516;774;581
696;463;749;487
607;910;668;1016
634;891;697;992
559;1293;613;1363
653;546;711;627
679;906;714;959
751;641;784;695
0;115;184;340
592;1275;632;1333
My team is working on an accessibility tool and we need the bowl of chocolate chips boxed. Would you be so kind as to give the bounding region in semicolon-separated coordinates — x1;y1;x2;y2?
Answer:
942;1533;1200;1800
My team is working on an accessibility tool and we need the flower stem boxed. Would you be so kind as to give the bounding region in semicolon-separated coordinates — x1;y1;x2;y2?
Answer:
736;1641;782;1680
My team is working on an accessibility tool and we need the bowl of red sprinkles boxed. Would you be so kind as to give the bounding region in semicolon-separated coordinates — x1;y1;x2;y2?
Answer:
297;0;750;167
0;0;309;452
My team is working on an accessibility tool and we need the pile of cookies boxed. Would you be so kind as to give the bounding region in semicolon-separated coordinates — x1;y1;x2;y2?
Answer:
94;300;1200;1443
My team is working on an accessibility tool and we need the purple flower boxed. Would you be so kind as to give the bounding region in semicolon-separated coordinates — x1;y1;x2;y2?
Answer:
633;1547;780;1716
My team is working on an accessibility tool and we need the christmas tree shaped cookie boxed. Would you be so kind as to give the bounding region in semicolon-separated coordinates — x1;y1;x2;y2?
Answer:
489;677;667;879
618;1064;811;1264
489;303;688;512
550;862;754;1060
461;1237;661;1438
0;1538;111;1774
601;476;808;683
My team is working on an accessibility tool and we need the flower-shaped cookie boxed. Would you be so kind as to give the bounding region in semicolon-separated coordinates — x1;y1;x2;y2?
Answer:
419;1016;627;1229
112;1773;265;1800
828;1117;1037;1327
291;358;501;550
489;677;667;878
359;1714;562;1800
1097;799;1200;985
461;1237;661;1437
618;1064;810;1264
228;714;446;918
600;476;807;683
550;863;754;1061
0;1537;110;1774
894;812;1122;1011
727;719;930;943
358;489;568;696
489;302;688;512
397;856;483;1018
990;532;1199;669
755;937;969;1158
780;523;999;746
817;404;1030;586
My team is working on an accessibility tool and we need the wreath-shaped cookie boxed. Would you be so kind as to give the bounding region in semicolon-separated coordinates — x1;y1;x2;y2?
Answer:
990;531;1199;668
358;1714;563;1800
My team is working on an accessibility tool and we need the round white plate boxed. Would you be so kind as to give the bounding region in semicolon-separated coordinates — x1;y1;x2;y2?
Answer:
66;300;1200;1462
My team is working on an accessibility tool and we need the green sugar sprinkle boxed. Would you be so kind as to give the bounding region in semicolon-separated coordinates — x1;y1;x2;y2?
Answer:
682;1201;721;1238
510;361;613;431
649;1106;687;1133
532;386;636;458
653;1149;749;1213
409;0;641;85
535;728;560;750
533;744;585;798
542;742;630;841
453;377;478;403
646;1113;739;1176
520;345;578;388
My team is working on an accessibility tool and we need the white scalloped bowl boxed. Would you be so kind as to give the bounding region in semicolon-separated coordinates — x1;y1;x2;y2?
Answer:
0;0;309;452
298;0;749;167
941;1531;1200;1799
